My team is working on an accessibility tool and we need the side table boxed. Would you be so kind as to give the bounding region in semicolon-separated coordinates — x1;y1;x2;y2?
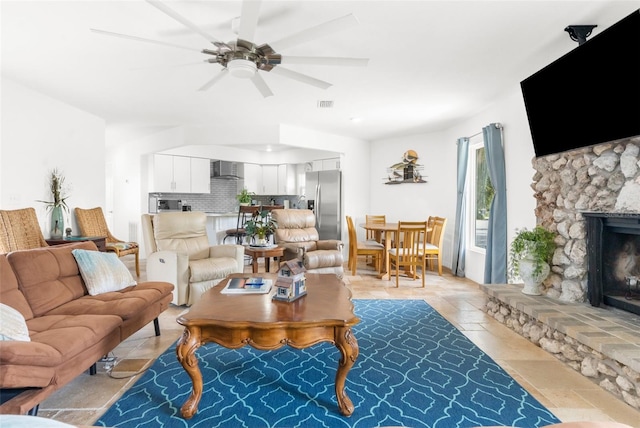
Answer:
244;246;285;273
46;236;107;252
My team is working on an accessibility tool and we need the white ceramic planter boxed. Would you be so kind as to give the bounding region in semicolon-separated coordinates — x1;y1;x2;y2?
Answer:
519;258;550;295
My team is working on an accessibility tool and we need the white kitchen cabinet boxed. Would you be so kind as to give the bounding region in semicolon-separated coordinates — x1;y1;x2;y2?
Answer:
243;163;262;194
148;154;209;193
261;165;278;194
190;157;211;194
311;157;340;171
277;164;299;194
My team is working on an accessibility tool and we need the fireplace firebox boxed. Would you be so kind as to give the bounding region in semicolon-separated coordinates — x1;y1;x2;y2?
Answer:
584;212;640;316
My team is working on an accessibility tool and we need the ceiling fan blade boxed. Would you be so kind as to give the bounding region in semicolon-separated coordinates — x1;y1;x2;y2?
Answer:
237;0;262;42
269;67;332;90
269;14;359;52
90;28;201;52
198;68;228;91
145;0;225;46
250;72;274;98
281;56;369;67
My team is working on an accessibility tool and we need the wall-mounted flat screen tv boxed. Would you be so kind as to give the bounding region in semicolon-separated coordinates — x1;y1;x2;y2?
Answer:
521;9;639;158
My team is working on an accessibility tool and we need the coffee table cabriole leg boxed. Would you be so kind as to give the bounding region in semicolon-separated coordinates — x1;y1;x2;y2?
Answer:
334;326;359;416
176;327;203;419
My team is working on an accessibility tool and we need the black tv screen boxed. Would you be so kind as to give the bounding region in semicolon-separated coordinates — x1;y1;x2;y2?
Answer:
521;9;640;158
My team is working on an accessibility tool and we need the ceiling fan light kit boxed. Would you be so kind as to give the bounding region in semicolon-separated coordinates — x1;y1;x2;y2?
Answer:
227;59;257;78
92;0;368;97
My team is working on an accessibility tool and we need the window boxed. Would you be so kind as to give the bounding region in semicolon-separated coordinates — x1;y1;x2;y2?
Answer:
468;138;495;251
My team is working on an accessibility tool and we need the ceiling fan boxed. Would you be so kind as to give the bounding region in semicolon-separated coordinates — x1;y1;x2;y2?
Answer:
91;0;369;98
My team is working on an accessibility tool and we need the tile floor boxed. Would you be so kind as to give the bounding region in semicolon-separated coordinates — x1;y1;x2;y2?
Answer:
36;258;640;427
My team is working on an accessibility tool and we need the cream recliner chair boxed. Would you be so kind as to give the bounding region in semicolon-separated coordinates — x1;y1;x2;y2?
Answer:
141;212;244;306
271;209;344;278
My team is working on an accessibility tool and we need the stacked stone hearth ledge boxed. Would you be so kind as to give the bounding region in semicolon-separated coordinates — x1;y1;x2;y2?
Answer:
482;283;640;410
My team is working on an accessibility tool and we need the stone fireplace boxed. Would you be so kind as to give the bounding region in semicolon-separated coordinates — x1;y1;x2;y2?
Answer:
583;212;640;315
530;136;640;308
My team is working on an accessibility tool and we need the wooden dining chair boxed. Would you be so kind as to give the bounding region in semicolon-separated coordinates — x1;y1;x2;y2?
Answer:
365;214;386;243
346;215;385;275
388;221;428;287
421;216;447;275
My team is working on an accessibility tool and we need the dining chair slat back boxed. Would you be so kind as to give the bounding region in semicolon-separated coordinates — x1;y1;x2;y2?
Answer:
346;215;385;276
388;221;428;287
422;216;447;275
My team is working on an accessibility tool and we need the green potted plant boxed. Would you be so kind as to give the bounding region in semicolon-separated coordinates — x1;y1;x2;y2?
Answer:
244;210;277;245
508;226;556;295
236;188;254;206
37;168;70;239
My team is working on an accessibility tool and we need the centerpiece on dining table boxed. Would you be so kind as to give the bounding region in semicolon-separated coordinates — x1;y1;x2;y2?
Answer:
244;209;277;246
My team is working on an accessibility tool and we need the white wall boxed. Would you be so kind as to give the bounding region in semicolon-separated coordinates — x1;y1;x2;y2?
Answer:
369;85;538;284
1;77;106;236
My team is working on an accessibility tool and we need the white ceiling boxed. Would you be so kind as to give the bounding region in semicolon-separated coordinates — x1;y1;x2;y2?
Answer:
2;1;638;152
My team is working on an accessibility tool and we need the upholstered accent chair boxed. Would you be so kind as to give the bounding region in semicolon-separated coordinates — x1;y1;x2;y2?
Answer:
74;207;140;277
271;209;344;278
0;207;48;253
141;211;244;306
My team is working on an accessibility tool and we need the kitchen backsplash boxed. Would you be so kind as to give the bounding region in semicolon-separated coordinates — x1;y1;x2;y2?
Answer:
150;178;302;213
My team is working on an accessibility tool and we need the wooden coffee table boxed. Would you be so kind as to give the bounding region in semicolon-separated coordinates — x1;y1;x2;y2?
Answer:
175;273;360;419
244;245;285;273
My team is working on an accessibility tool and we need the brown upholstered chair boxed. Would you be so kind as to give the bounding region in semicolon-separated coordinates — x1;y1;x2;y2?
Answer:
74;207;140;277
0;207;48;253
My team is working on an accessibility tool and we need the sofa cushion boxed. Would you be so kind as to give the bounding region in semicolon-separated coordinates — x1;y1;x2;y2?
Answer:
44;281;174;322
72;249;136;295
0;254;33;320
7;242;96;317
189;257;239;282
0;313;121;388
0;303;30;341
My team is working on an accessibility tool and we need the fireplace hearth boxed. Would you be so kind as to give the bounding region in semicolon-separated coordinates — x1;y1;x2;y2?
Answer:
584;212;640;315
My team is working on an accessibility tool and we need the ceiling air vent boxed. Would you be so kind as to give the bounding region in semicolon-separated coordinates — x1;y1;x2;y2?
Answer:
317;100;334;108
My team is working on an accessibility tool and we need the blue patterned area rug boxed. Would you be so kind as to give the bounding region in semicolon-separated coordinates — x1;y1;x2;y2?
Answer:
97;300;560;428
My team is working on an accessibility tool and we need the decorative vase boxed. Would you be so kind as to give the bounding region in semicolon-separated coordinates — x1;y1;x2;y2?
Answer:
50;205;65;239
256;233;267;246
519;257;550;295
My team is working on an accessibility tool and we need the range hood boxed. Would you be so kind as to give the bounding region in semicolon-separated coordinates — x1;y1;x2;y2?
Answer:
211;160;243;180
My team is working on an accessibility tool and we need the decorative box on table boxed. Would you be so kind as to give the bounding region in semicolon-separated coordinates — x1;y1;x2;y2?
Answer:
274;259;307;302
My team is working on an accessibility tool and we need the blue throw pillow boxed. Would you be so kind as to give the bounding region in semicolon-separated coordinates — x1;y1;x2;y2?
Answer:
72;249;136;296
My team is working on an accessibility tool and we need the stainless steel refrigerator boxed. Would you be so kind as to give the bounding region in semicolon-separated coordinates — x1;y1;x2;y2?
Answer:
305;170;342;240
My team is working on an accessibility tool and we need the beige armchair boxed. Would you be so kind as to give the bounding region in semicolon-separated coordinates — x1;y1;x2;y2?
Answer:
141;212;244;306
271;209;344;278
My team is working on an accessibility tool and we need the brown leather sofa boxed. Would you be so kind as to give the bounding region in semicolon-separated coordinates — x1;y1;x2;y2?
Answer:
0;241;174;415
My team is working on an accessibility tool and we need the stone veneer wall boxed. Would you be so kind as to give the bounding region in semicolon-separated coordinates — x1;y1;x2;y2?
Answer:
530;136;640;302
482;135;640;410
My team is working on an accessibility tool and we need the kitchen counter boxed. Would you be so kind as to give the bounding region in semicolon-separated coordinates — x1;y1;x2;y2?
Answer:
204;212;238;217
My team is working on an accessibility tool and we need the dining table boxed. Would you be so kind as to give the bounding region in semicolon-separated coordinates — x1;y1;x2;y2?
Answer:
360;222;432;280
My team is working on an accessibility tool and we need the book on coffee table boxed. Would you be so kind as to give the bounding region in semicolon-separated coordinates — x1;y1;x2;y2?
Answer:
221;277;272;294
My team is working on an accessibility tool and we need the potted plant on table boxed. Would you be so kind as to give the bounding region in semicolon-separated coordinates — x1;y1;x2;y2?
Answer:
236;188;254;206
244;210;277;246
508;226;556;295
37;168;70;239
